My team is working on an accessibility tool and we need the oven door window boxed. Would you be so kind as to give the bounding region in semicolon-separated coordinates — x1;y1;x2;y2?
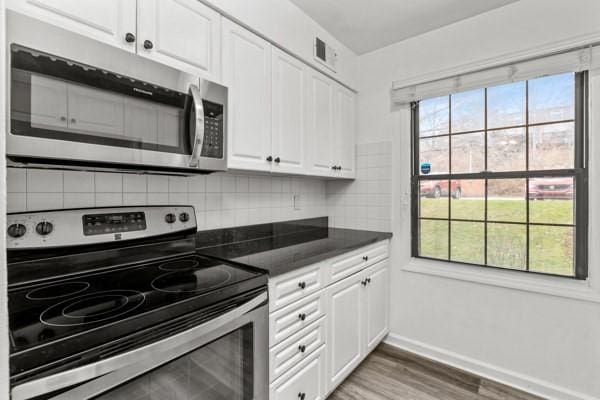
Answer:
93;324;254;400
10;46;192;155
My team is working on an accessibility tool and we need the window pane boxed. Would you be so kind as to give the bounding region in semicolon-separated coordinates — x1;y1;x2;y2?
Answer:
450;221;484;264
487;128;526;171
487;223;526;270
451;89;484;133
530;225;574;276
529;73;574;124
451;132;484;173
419;96;449;137
487;179;526;222
529;122;574;170
419;181;448;218
450;179;484;220
419;219;448;259
529;177;574;224
420;136;449;175
488;81;526;129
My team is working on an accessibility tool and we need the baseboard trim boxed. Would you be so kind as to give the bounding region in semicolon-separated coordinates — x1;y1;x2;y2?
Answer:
384;334;594;400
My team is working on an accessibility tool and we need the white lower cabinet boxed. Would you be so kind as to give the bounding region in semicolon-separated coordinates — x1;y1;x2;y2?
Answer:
268;240;390;398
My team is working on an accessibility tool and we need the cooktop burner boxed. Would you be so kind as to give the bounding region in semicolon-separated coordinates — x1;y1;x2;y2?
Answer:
151;267;233;293
26;282;90;300
158;259;200;271
40;290;146;327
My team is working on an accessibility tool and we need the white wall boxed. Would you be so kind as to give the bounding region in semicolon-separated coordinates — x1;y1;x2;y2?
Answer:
7;169;328;229
204;0;358;88
356;0;600;399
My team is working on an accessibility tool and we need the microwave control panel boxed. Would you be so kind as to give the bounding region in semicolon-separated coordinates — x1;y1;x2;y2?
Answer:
201;100;224;159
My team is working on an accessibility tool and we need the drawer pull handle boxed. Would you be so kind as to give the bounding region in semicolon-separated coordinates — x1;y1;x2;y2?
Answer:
366;277;372;284
361;280;367;286
298;345;306;353
363;256;369;261
298;393;306;400
298;313;307;321
298;281;306;289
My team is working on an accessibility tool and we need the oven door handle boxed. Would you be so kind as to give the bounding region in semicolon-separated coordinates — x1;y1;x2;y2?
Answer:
188;83;205;167
11;291;268;400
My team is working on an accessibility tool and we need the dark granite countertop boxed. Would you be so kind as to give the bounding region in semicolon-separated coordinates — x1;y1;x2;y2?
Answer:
195;218;392;276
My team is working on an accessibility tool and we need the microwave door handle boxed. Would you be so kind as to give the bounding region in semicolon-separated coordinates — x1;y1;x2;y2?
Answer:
12;292;268;400
188;84;205;167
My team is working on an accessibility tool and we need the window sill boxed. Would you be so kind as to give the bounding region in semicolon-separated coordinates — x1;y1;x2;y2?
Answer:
403;258;600;303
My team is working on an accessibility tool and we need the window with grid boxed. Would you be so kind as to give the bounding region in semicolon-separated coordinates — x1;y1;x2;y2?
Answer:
411;72;588;279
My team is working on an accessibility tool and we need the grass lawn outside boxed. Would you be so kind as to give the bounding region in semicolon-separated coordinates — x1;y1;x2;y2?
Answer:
418;198;575;276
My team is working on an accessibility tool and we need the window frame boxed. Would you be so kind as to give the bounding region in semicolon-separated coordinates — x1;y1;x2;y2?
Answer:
410;71;588;280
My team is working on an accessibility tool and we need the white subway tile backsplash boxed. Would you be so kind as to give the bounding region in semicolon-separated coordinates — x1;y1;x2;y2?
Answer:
27;193;62;210
123;192;147;206
95;192;122;207
168;176;187;193
64;171;94;193
235;176;249;193
206;193;222;211
206;174;221;192
168;192;187;204
221;175;236;192
187;192;206;212
205;210;221;229
147;176;169;193
7;168;26;193
187;175;206;192
27;170;63;193
123;174;147;193
64;193;95;209
7;193;26;213
95;173;122;193
147;192;169;205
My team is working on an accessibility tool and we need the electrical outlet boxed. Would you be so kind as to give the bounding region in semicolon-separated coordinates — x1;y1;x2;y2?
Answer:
293;194;301;210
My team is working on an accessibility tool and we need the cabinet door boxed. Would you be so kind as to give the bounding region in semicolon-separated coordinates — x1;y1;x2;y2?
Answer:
326;272;364;390
8;0;136;52
271;48;307;174
222;19;272;172
306;70;334;176
364;261;390;354
333;85;357;179
136;0;221;78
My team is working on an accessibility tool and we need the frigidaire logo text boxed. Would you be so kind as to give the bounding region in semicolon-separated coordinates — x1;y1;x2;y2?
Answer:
133;87;153;96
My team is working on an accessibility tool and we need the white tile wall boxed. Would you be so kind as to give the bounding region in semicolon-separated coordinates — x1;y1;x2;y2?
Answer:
7;169;327;230
327;141;393;232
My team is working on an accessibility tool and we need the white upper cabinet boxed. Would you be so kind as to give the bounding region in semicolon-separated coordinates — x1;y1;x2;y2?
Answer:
8;0;137;52
136;0;221;78
9;0;220;79
307;70;335;177
332;86;356;178
222;19;272;172
271;48;307;175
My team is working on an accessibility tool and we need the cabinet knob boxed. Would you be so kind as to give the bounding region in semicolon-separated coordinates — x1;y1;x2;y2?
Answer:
298;313;307;321
274;157;281;163
298;345;306;353
266;156;273;162
70;118;76;124
298;281;306;289
366;277;372;284
361;280;367;286
362;256;369;261
331;165;336;170
60;116;66;122
143;40;154;50
125;32;136;43
298;393;306;400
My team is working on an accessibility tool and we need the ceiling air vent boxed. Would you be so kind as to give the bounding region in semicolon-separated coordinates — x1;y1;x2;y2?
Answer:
314;37;337;72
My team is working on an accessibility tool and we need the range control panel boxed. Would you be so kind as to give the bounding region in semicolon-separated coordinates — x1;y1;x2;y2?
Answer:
83;212;147;236
7;206;196;250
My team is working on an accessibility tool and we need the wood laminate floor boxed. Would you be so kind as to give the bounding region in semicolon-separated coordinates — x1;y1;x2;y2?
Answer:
328;343;545;400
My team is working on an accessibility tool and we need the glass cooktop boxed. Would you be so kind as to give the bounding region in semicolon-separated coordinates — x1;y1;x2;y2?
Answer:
8;254;265;379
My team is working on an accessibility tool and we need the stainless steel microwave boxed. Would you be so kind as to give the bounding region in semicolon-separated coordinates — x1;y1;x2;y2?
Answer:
7;36;228;175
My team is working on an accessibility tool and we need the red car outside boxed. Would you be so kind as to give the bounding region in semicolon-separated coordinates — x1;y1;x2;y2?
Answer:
529;178;574;200
420;180;462;199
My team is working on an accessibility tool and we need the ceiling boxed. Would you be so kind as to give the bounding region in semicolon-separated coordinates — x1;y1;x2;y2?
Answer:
290;0;519;55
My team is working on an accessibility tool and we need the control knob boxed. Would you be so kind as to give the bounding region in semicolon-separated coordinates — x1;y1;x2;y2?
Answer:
7;224;27;238
165;213;177;224
36;221;54;236
179;212;190;223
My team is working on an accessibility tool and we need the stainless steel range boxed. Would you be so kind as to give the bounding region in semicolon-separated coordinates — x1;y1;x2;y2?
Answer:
6;206;268;400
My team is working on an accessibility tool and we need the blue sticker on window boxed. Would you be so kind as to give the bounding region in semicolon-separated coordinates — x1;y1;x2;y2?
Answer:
421;162;431;174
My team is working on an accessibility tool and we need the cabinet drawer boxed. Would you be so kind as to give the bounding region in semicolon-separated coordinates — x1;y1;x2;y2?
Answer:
328;241;389;283
270;345;327;400
270;316;326;382
269;263;325;312
269;291;326;347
